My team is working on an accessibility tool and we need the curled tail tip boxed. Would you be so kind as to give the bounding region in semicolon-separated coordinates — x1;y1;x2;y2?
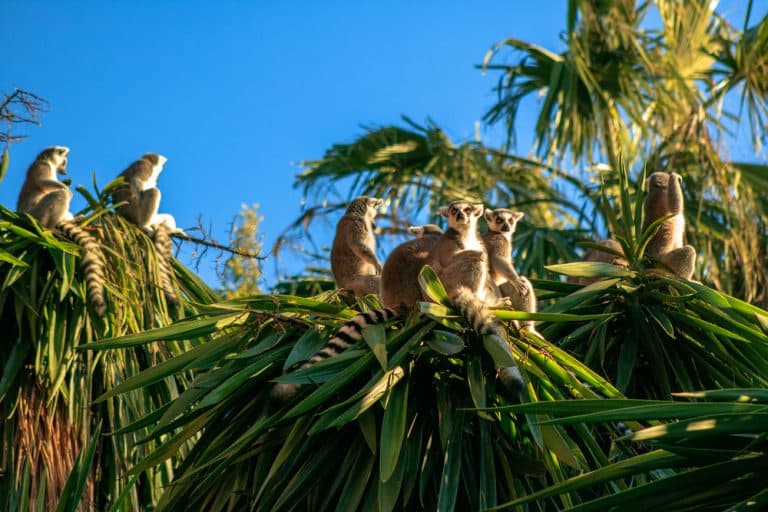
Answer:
498;366;525;397
93;302;107;316
270;382;300;404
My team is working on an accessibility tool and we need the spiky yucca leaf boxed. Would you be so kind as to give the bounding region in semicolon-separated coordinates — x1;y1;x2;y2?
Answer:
85;267;642;511
0;203;217;511
539;267;768;399
491;388;768;511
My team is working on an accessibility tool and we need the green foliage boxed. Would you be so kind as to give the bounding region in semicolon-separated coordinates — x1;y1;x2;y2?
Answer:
0;146;8;185
0;183;217;510
493;389;768;510
87;271;643;511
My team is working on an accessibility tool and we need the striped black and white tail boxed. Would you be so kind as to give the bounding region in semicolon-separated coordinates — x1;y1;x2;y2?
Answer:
153;222;179;306
452;287;525;394
271;307;398;403
57;220;107;316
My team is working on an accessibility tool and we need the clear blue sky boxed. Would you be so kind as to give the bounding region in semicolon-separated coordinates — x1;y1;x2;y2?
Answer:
1;1;760;288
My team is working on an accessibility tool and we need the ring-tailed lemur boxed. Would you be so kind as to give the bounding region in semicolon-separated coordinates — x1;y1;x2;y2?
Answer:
270;223;444;403
643;172;695;280
330;196;384;298
112;153;179;305
427;201;525;393
482;208;538;332
17;146;107;315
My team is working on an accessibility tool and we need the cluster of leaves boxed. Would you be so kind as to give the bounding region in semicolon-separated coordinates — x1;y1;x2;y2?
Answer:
0;169;217;511
497;388;768;510
83;268;648;511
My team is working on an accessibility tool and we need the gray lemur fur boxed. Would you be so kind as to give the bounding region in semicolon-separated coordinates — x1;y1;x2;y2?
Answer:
643;172;695;280
112;153;179;231
330;196;384;297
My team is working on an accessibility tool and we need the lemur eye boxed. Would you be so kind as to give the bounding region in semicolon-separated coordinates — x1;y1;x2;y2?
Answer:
450;207;458;214
463;207;471;214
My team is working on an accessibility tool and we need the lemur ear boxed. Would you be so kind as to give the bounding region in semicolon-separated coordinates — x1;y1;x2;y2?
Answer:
439;206;450;218
484;210;494;222
673;173;683;184
512;211;525;221
473;204;485;216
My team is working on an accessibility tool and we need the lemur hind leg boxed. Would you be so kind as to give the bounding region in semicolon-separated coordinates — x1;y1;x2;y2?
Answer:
658;246;696;280
117;188;160;227
27;190;72;228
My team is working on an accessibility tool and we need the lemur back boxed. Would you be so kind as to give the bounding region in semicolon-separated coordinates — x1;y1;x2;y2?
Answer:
330;196;384;298
381;224;444;313
482;208;537;332
17;147;107;315
643;172;695;280
113;153;179;305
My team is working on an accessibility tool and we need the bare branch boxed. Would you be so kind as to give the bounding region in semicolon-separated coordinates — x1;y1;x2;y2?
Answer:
0;88;50;144
172;231;268;260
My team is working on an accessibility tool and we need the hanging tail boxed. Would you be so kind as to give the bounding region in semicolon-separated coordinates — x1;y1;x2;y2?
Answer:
452;287;525;394
57;220;107;316
271;307;398;403
153;222;179;306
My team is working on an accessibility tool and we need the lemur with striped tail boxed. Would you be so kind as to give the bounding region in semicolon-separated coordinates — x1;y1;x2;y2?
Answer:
270;222;443;403
17;146;107;315
112;153;179;305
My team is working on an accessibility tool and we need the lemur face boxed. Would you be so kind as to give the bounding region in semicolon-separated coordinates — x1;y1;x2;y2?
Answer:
365;197;384;216
40;146;70;174
441;201;484;228
484;208;524;234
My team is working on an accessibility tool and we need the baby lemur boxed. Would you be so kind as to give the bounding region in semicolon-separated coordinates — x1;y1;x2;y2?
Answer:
330;196;384;298
643;172;695;280
482;208;537;332
112;153;179;305
17;146;107;315
270;223;443;403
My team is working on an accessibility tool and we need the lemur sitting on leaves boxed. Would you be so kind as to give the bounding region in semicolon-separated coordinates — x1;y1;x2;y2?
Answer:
270;221;440;403
427;201;525;393
17;146;107;315
330;196;384;298
643;172;695;280
112;153;180;305
482;208;538;332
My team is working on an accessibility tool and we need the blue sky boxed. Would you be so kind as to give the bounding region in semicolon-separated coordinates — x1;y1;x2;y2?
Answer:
1;1;761;288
